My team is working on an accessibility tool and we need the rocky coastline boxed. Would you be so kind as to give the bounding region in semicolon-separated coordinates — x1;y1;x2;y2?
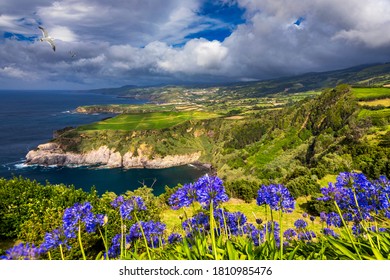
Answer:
25;142;207;170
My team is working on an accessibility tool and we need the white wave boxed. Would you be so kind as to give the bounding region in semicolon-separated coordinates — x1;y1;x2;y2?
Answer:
14;162;29;169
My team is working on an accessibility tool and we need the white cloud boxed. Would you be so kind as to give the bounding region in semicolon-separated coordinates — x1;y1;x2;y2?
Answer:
0;65;35;79
158;39;228;73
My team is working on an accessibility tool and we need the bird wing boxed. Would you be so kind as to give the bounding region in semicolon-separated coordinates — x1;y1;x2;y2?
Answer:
39;26;49;38
46;39;56;52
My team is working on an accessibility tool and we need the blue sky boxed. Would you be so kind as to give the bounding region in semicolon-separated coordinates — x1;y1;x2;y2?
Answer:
0;0;389;89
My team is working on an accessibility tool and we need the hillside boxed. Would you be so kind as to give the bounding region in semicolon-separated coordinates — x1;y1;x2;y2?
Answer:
86;62;390;102
27;85;390;200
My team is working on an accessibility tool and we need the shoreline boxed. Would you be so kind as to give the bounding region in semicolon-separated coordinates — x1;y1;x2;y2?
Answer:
25;143;212;171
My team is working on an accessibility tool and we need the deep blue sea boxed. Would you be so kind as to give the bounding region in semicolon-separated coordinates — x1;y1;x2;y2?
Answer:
0;90;205;195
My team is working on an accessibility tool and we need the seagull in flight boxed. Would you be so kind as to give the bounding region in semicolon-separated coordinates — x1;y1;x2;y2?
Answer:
38;26;56;52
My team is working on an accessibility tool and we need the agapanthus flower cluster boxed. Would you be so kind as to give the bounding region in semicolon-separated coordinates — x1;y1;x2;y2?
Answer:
214;209;247;236
320;212;327;223
169;175;229;210
243;223;265;246
39;228;68;254
283;228;297;241
294;219;307;229
318;172;390;222
128;221;166;248
62;202;104;239
111;196;147;220
256;184;295;213
245;221;281;247
107;234;121;259
263;221;280;242
325;212;342;228
168;183;198;210
367;226;387;233
0;242;40;260
322;228;339;238
298;230;316;241
168;233;183;244
182;212;210;237
195;175;229;208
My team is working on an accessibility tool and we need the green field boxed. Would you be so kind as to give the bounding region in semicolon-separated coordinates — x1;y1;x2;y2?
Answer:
352;87;390;101
358;108;390;121
77;111;221;131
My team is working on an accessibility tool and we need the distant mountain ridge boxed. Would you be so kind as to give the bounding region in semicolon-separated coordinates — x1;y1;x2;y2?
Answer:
87;62;390;98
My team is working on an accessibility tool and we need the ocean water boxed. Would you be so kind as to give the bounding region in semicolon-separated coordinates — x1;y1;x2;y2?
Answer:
0;90;206;195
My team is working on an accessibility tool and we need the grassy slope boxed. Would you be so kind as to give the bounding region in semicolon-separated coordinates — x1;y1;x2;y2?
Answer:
352;87;390;101
77;111;220;131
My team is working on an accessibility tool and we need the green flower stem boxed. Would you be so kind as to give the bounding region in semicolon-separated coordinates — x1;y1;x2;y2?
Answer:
134;212;151;260
120;218;124;259
221;210;229;237
98;227;109;260
334;201;362;260
279;209;283;260
209;201;219;260
78;223;87;260
59;244;65;260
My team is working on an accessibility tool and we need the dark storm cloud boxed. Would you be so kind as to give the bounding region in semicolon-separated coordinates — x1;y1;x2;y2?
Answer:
0;0;389;89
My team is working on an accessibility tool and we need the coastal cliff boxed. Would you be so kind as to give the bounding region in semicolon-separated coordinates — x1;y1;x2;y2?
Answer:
25;142;202;169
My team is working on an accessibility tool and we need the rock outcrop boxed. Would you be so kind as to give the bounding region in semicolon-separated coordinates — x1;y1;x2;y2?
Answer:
25;143;202;169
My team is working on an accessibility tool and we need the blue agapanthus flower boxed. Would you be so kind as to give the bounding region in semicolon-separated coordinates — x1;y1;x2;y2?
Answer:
111;196;147;220
256;184;295;213
243;223;264;246
214;209;247;236
1;242;40;260
320;212;327;223
110;195;125;208
322;228;339;238
107;234;121;259
168;175;229;209
39;228;68;254
168;233;183;244
169;183;198;210
318;172;390;221
294;219;308;229
263;221;280;245
367;226;387;233
128;221;166;248
62;202;104;239
283;228;297;241
298;230;316;241
326;212;342;228
352;224;363;236
182;212;210;237
195;175;229;209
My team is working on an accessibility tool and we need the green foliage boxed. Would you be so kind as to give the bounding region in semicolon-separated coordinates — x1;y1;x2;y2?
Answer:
301;194;335;215
0;177;93;240
350;144;390;178
225;180;259;203
285;176;321;199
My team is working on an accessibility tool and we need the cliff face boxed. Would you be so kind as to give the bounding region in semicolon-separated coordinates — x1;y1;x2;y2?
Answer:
25;143;202;169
